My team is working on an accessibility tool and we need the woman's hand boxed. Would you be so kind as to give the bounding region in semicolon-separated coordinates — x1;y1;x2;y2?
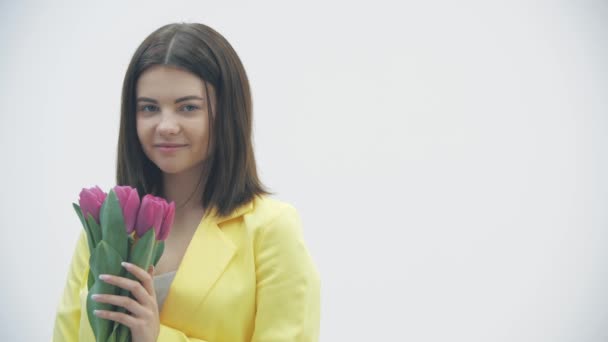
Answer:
92;262;160;342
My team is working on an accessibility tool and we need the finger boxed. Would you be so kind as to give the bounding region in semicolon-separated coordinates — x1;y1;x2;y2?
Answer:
148;265;158;299
94;309;138;328
98;273;154;308
121;262;156;298
91;293;146;317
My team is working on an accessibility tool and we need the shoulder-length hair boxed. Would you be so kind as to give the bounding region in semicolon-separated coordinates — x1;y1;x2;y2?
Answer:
116;22;270;218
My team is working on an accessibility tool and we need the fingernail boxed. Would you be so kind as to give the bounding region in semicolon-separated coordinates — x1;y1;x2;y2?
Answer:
121;262;130;267
99;274;109;280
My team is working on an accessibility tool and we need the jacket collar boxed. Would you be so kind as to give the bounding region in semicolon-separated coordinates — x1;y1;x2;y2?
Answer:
211;200;255;224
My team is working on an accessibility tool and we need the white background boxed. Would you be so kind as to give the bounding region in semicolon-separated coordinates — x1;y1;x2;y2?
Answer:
1;1;607;341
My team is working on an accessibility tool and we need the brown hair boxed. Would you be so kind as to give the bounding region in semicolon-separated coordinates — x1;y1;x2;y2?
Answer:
116;22;271;217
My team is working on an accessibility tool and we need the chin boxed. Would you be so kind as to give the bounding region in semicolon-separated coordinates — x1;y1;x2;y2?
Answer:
154;161;187;175
159;168;182;175
152;157;206;176
161;167;187;175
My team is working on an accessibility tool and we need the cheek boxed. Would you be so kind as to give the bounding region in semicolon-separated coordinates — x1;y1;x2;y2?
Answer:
136;119;151;142
189;118;210;146
195;128;211;148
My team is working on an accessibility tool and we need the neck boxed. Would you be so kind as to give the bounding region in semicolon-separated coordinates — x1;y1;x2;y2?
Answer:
162;163;207;217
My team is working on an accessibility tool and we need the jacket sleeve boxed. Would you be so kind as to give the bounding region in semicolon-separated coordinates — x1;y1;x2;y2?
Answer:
52;230;90;342
251;205;321;342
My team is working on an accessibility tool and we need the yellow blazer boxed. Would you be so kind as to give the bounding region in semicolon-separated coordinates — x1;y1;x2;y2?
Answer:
53;195;320;341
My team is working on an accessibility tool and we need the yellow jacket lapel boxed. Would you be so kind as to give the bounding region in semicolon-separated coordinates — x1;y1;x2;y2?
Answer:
160;201;254;326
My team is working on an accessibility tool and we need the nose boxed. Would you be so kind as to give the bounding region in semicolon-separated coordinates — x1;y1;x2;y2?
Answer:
157;111;180;136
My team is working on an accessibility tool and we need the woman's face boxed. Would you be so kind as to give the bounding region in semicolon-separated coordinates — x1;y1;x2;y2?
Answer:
135;65;216;175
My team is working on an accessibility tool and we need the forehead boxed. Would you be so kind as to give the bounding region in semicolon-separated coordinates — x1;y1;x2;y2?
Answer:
136;65;206;98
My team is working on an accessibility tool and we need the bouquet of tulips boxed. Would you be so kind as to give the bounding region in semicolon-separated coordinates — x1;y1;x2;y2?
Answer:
73;185;175;342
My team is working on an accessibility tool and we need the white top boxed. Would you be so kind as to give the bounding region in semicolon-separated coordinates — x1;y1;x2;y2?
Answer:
153;271;177;311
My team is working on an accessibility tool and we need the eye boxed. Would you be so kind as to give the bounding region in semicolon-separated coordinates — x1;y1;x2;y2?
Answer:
139;105;158;112
182;104;200;112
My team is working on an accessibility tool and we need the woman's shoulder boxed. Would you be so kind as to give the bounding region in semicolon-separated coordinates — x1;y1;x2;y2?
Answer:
246;194;301;229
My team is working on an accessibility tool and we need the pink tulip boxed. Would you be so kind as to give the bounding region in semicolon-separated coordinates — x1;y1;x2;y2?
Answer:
158;201;175;241
78;186;107;223
113;185;141;234
134;194;165;238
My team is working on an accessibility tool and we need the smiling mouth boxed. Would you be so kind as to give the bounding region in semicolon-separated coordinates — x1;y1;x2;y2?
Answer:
155;144;188;148
156;145;187;152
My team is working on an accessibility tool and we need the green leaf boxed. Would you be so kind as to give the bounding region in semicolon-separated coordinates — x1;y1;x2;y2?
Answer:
89;241;124;278
130;228;156;271
113;228;157;318
85;214;102;248
108;322;122;341
87;268;95;289
87;245;97;290
99;189;129;262
86;240;124;341
153;240;165;266
116;322;131;342
109;234;136;320
73;203;95;253
86;280;115;341
128;235;135;254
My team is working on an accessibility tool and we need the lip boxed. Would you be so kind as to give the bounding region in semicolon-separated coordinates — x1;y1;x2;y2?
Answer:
155;143;188;147
155;144;187;153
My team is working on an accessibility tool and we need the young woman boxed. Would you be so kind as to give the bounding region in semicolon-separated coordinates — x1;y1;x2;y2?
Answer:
53;22;320;342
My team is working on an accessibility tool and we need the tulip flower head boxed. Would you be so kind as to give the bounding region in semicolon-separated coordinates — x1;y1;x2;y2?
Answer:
78;186;107;223
134;194;167;238
113;185;141;234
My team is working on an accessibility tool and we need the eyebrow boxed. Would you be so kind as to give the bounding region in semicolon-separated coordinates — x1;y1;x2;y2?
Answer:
136;96;205;104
